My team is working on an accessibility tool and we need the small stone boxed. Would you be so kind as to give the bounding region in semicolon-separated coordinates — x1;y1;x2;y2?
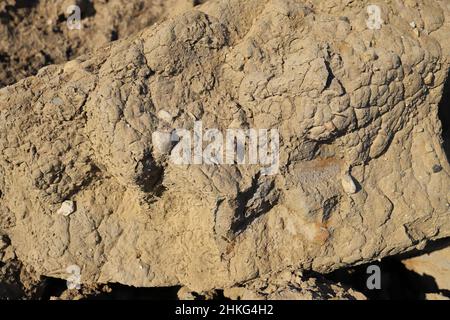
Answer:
157;110;174;123
426;293;450;300
177;287;197;300
423;73;434;85
341;172;357;194
415;240;427;251
432;164;443;173
57;200;76;216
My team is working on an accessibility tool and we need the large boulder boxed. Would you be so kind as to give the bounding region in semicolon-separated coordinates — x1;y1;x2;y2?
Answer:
0;0;449;292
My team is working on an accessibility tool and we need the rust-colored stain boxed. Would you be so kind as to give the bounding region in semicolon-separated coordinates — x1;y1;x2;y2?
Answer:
313;221;330;245
303;157;343;170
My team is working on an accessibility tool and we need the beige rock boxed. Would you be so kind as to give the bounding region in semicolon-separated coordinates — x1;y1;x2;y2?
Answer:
0;0;449;293
57;201;76;217
177;287;197;300
341;172;358;194
223;270;366;300
403;245;450;292
425;293;450;300
2;246;16;262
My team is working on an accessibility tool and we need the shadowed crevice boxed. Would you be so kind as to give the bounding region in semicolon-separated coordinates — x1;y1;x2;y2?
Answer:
438;71;450;161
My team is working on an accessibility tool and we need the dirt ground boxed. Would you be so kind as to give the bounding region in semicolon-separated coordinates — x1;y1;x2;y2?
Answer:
0;0;205;300
0;0;205;87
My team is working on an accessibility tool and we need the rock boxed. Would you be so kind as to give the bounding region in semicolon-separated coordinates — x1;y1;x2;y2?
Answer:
425;293;450;300
57;201;76;217
424;73;435;86
177;287;197;300
223;270;366;300
157;110;175;123
403;245;450;292
2;246;16;262
341;172;358;194
0;0;449;294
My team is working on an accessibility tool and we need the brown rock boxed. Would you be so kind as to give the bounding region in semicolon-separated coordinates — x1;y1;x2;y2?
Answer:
403;245;450;292
0;0;449;293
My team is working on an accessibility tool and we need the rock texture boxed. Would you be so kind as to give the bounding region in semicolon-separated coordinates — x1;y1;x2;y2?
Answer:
177;269;366;300
223;270;366;300
0;0;449;294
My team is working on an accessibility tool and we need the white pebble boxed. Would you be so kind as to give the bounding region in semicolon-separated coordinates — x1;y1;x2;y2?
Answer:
341;172;357;194
157;110;174;123
57;200;75;217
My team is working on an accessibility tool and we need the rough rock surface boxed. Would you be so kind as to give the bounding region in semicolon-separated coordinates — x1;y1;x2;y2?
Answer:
0;0;449;294
0;0;204;87
177;270;366;300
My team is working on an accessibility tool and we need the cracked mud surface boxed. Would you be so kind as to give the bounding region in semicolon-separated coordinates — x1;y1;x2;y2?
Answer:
0;0;450;300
